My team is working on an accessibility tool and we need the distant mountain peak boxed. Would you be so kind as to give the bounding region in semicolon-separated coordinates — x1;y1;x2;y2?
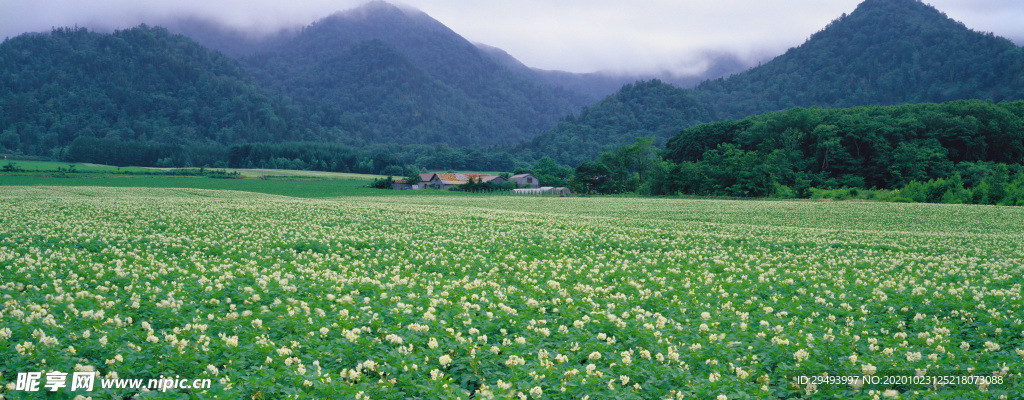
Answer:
334;1;410;19
811;0;955;39
695;0;1024;119
323;1;438;30
346;0;424;15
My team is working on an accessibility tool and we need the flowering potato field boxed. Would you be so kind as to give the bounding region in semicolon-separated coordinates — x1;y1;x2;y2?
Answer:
1;186;1023;399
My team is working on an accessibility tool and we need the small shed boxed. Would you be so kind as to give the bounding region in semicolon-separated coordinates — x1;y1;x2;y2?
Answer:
392;180;414;190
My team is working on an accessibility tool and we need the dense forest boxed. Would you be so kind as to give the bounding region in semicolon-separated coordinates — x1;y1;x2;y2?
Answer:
0;26;341;158
566;100;1024;205
525;0;1024;165
659;100;1024;192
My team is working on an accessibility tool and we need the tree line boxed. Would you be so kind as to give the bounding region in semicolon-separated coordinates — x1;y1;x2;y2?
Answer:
565;100;1024;206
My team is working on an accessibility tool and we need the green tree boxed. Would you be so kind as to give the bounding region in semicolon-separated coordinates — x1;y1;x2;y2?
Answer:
572;161;612;194
532;157;571;187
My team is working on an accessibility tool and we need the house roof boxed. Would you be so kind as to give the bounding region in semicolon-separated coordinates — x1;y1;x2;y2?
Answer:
434;172;468;184
511;174;536;179
466;174;500;182
419;173;435;182
431;173;502;185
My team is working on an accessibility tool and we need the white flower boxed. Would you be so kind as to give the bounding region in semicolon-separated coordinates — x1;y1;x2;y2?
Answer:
439;354;452;367
505;355;526;366
16;341;34;355
794;349;809;363
862;364;877;375
206;364;220;375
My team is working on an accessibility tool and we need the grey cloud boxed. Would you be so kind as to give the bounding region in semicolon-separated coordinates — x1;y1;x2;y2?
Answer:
1;0;1021;75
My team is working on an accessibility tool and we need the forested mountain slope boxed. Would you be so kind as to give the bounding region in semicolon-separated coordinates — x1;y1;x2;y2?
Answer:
241;1;589;146
697;0;1024;120
0;25;333;159
527;0;1024;165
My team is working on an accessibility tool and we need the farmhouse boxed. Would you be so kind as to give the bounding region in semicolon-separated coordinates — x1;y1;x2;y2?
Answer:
392;180;415;190
509;174;539;189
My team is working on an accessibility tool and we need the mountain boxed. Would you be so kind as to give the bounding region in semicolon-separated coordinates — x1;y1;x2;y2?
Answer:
697;0;1024;120
239;1;591;147
528;0;1024;165
0;25;337;161
272;38;519;146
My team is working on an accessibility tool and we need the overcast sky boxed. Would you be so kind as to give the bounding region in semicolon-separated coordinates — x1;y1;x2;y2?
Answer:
2;0;1022;74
